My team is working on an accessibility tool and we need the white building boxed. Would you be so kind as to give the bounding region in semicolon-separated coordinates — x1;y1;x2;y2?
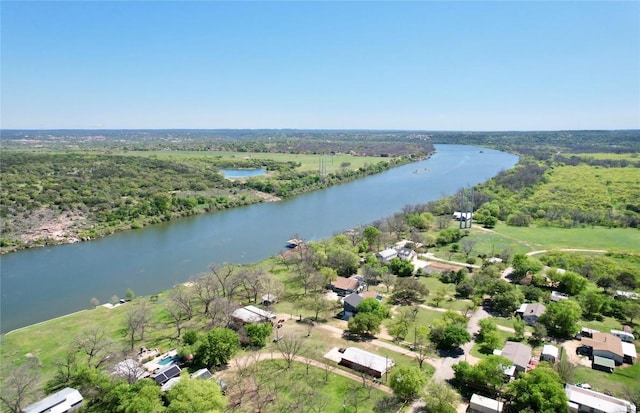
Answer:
468;393;504;413
541;344;559;363
566;384;636;413
23;388;83;413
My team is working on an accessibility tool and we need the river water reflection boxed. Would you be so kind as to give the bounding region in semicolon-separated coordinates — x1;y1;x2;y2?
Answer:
0;145;518;332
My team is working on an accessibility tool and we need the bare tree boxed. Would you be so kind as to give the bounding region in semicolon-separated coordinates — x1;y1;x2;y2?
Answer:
193;273;222;315
238;267;267;303
165;301;187;338
0;359;40;413
461;238;478;260
124;300;152;350
113;358;147;384
380;271;397;293
276;335;304;369
210;263;241;298
302;293;336;321
47;349;78;392
207;297;238;328
386;213;407;241
73;326;116;369
169;285;195;320
436;214;450;230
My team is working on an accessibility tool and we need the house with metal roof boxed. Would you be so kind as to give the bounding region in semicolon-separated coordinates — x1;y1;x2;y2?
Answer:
565;383;636;413
231;305;276;324
376;248;398;264
151;364;182;386
541;344;559;363
338;347;394;378
621;341;637;364
468;393;504;413
516;302;546;326
581;332;624;365
23;387;83;413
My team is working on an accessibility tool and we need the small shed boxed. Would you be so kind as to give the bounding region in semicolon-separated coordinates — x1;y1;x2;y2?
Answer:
161;377;182;392
261;294;278;306
592;356;615;373
541;344;559;363
232;306;276;324
468;393;504;413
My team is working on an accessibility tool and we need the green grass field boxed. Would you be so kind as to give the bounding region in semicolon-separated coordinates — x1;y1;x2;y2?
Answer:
573;363;640;396
116;150;384;173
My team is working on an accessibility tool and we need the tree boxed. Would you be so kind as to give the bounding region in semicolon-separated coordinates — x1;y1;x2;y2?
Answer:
423;381;460;413
169;285;195;320
391;277;429;305
302;293;335;321
73;326;115;369
532;322;547;343
326;247;359;277
125;288;135;301
166;377;226;413
506;367;568;413
414;325;434;369
389;366;427;401
388;257;414;277
380;271;397;293
430;324;471;350
623;301;640;324
512;317;526;341
90;297;100;308
559;271;588;295
165;301;188;338
491;288;524;317
579;290;605;320
0;359;40;413
356;297;388;319
118;379;165;413
196;328;240;368
124;300;153;350
452;355;511;395
348;312;382;335
244;323;272;348
476;319;500;353
460;238;478;260
511;253;543;282
455;279;474;298
276;335;304;369
432;287;447;307
363;226;382;251
539;300;582;338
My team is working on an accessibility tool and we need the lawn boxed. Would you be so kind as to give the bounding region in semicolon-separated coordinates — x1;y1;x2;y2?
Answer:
469;330;513;360
491;223;640;253
580;316;628;334
573;363;640;397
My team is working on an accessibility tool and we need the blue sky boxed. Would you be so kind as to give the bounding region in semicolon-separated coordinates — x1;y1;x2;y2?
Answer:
1;1;638;131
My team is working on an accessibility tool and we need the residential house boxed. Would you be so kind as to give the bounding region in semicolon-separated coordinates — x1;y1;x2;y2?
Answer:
516;303;546;326
151;364;182;386
231;305;276;324
396;247;417;261
343;291;383;316
376;248;398;264
331;276;363;296
499;341;533;374
468;393;504;413
23;388;83;413
581;332;624;365
541;344;559;363
421;261;463;275
338;347;394;378
565;383;636;413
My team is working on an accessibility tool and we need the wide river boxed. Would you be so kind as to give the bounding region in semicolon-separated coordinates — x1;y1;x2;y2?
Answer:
0;144;518;333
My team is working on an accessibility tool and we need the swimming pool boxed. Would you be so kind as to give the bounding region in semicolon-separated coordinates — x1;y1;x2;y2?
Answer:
158;356;179;366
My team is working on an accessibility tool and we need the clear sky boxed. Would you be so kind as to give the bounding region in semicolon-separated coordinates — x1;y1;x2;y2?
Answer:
1;1;638;131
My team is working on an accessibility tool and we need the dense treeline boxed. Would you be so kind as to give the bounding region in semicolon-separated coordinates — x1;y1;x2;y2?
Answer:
0;142;425;251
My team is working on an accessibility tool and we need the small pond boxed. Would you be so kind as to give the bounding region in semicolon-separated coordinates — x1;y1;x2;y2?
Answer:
219;168;266;179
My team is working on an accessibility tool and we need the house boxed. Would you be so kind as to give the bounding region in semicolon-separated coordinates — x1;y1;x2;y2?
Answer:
551;291;569;302
592;356;615;373
581;332;624;365
621;341;637;364
396;247;417;261
231;305;276;324
151;364;182;386
23;387;83;413
338;347;394;378
421;261;463;275
343;291;383;316
112;358;149;383
615;290;640;300
453;211;473;222
565;383;636;413
331;276;362;296
376;248;398;264
500;341;533;374
515;303;546;326
611;329;635;343
468;393;504;413
541;344;559;363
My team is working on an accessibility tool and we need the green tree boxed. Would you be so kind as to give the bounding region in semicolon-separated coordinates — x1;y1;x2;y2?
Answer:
539;300;582;338
506;367;568;413
430;324;471;350
244;323;273;348
348;312;382;336
389;366;427;401
196;328;240;368
512;317;526;341
302;293;335;321
491;288;525;317
391;277;429;305
452;355;512;395
388;257;414;277
559;271;588;295
432;287;447;308
579;290;605;320
166;377;226;413
118;380;165;413
356;297;388;319
363;226;382;251
423;381;460;413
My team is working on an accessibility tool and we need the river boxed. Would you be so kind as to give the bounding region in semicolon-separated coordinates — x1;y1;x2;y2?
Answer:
0;144;518;333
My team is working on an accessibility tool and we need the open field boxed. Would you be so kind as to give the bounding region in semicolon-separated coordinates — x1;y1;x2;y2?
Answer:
115;150;385;174
573;363;640;395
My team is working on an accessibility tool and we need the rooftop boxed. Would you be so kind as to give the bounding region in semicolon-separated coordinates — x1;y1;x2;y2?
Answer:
501;341;532;370
582;332;623;357
565;384;636;413
23;387;83;413
332;276;360;291
340;347;394;375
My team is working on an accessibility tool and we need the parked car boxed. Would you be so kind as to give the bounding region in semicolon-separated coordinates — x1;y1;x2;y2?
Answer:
576;383;592;389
